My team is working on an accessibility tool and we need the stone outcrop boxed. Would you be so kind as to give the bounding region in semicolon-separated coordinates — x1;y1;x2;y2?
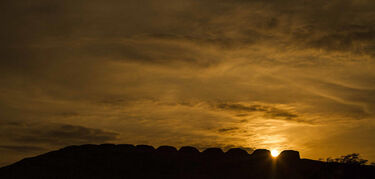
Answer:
250;149;271;159
156;146;178;153
225;148;250;159
135;144;155;153
178;146;200;154
1;144;374;179
202;148;224;156
278;150;300;161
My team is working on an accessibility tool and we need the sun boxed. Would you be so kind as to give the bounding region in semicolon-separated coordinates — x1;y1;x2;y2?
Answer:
271;149;279;157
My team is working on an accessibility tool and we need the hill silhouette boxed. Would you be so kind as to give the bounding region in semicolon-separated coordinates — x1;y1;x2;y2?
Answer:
1;144;375;179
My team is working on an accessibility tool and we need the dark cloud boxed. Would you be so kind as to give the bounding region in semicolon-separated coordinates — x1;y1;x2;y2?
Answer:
0;145;45;153
216;103;300;121
2;0;374;68
267;108;298;119
217;103;266;112
1;123;118;146
218;127;239;133
31;124;116;145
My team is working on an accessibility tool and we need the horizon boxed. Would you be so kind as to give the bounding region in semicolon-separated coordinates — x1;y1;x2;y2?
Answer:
0;142;371;167
3;143;374;179
1;0;375;167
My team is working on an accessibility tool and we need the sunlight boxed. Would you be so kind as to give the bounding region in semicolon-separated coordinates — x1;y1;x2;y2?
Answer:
271;149;279;157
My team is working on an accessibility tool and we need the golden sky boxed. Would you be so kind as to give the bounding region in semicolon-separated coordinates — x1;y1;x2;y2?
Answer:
1;0;375;166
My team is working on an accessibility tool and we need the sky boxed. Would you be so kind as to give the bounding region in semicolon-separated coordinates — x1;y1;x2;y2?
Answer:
1;0;375;166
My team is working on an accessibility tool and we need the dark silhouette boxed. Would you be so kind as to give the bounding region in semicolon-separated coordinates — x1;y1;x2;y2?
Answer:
225;148;250;159
1;144;374;179
178;146;200;154
326;153;368;166
278;150;300;161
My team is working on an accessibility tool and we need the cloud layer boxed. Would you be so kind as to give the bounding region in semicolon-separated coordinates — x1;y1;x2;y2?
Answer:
1;0;375;166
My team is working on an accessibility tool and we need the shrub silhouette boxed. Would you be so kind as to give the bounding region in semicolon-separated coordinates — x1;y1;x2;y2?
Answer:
326;153;368;165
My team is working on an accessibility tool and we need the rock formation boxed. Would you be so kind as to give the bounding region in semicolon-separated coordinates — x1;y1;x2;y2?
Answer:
0;144;374;179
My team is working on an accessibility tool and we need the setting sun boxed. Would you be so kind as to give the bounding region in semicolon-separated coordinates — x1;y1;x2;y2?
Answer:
271;150;279;157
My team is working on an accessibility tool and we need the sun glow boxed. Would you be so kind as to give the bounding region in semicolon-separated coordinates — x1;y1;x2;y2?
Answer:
271;149;279;157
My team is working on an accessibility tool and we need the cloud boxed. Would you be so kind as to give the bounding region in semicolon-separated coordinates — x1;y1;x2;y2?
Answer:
1;123;118;146
216;103;301;121
2;0;375;69
218;127;239;133
0;145;46;153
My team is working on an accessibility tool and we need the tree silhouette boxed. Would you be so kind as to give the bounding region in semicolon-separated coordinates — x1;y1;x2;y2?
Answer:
327;153;368;165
